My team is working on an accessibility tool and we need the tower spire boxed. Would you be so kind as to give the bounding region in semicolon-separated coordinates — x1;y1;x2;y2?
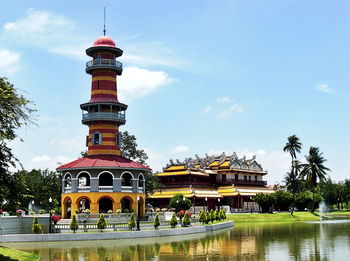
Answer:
103;7;106;36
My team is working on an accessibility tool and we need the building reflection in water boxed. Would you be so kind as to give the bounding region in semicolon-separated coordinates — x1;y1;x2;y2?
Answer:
3;220;350;261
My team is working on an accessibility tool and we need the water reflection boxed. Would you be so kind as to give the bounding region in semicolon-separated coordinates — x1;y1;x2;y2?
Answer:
2;220;350;260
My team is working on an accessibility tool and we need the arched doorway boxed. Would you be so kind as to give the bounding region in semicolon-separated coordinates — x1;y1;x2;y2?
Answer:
99;197;113;213
64;198;72;219
77;197;90;212
121;197;132;213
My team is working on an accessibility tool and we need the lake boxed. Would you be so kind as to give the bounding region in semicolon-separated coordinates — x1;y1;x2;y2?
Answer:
2;220;350;260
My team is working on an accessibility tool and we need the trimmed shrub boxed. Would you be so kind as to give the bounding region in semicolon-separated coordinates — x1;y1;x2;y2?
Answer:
205;211;210;224
169;213;178;228
96;213;107;232
209;209;215;223
154;214;160;230
219;209;226;220
39;209;46;214
70;214;79;233
198;210;205;224
182;211;191;227
215;209;220;221
32;217;42;234
128;212;136;230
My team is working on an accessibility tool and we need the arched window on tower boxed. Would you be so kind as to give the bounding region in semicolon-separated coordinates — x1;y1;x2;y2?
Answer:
92;131;102;145
64;174;72;188
116;132;121;147
138;174;144;188
121;173;132;186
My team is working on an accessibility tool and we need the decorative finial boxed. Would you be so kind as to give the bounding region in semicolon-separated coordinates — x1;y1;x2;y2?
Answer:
103;7;106;36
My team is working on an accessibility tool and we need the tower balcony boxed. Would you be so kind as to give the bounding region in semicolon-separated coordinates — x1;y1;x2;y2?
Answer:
82;112;126;124
86;59;123;75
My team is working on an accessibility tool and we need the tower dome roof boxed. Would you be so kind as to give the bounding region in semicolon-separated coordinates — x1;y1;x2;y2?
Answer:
93;36;116;47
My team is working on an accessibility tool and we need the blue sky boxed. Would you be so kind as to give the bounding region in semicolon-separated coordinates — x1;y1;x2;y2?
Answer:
1;0;349;184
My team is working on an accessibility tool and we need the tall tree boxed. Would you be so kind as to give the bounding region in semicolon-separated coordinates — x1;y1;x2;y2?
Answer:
0;77;36;208
120;131;163;195
283;135;302;214
283;135;302;164
284;160;303;194
300;147;330;212
120;131;148;165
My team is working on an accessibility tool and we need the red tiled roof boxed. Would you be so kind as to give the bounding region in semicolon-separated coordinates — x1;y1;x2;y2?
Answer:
56;155;151;171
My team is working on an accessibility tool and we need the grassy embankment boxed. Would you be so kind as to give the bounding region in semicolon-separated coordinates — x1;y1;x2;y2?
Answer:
226;211;350;224
0;247;39;261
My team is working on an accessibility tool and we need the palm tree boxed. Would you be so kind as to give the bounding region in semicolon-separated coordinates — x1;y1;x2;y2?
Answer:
284;160;303;214
300;147;330;212
284;161;303;194
283;135;302;164
283;135;302;215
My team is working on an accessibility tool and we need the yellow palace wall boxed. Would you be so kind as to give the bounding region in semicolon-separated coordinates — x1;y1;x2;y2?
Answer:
61;192;145;218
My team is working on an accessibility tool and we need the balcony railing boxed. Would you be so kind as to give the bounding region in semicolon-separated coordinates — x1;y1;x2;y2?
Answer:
82;112;125;123
78;186;90;192
64;187;71;193
99;186;113;192
138;187;144;193
218;180;267;186
86;59;122;72
121;186;132;193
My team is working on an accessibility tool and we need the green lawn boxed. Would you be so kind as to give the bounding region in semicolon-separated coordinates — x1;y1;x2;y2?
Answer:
226;211;350;224
0;247;39;261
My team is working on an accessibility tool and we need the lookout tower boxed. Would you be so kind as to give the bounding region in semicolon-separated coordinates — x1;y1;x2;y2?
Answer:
57;35;150;219
82;35;125;156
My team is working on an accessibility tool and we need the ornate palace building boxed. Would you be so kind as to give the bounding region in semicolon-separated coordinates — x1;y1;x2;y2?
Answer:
57;35;151;218
149;153;273;212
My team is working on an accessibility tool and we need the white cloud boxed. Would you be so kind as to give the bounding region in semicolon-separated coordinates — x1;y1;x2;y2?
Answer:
3;9;88;60
118;66;175;100
49;137;84;151
4;9;74;36
123;41;186;68
314;83;334;94
123;53;176;67
2;9;186;67
203;97;244;119
219;103;244;118
31;154;51;164
216;97;233;103
30;154;73;170
171;145;189;154
0;49;20;75
143;148;167;172
202;105;212;115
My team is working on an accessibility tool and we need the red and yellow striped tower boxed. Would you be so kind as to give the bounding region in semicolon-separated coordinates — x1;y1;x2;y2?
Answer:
81;36;126;156
57;35;151;218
